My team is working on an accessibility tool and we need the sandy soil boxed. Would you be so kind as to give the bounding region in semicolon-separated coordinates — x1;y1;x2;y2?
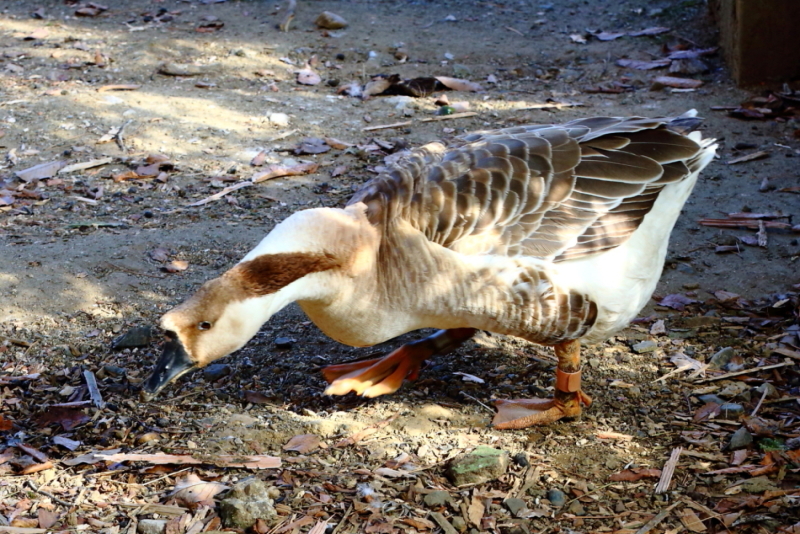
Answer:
0;0;798;533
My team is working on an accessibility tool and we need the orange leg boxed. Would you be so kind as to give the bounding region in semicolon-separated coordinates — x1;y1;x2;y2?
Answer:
323;328;476;398
492;339;592;429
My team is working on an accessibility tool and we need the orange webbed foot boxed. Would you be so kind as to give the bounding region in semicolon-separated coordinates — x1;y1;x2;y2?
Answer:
492;390;592;429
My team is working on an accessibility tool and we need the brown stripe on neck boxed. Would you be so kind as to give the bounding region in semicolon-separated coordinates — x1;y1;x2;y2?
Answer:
229;252;341;296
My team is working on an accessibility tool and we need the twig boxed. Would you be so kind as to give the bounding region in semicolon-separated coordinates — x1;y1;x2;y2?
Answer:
519;101;585;111
461;392;494;413
694;360;794;383
655;447;682;494
279;0;296;31
115;119;133;152
635;502;679;534
0;334;32;347
25;480;76;508
362;120;413;132
143;466;192;486
420;111;479;122
187;181;253;207
330;504;353;534
750;388;769;417
267;129;299;142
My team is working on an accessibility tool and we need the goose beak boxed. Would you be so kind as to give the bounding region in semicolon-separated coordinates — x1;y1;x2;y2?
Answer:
141;337;196;401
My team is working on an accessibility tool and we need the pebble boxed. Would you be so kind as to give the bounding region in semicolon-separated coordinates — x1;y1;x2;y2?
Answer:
314;11;348;29
632;340;658;353
220;478;277;529
512;452;530;467
756;382;779;398
698;394;725;405
112;326;153;349
268;112;290;127
720;403;745;418
138;519;167;534
676;263;695;274
547;488;566;507
203;363;231;381
103;364;126;377
729;427;753;450
708;347;734;370
424;490;453;508
567;500;586;516
503;497;527;517
274;337;294;349
446;446;509;486
451;516;467;532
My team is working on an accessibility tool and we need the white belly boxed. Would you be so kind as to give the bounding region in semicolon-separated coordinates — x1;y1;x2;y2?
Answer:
552;172;700;343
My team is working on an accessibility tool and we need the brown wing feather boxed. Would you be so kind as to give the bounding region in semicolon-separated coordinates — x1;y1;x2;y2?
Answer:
348;115;705;262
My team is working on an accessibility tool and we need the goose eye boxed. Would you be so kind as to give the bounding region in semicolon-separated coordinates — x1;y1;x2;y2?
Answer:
198;321;212;331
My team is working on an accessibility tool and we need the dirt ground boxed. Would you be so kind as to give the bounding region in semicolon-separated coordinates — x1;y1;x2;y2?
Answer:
1;0;799;533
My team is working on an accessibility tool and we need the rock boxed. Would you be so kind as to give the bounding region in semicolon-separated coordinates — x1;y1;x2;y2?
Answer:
738;475;777;493
503;497;527;517
720;403;745;418
756;382;779;399
314;11;348;29
676;263;695;274
204;363;231;382
158;62;220;76
268;112;290;127
708;347;734;370
698;394;725;405
229;414;258;427
424;490;453;508
451;516;467;532
632;340;657;353
138;519;167;534
274;337;294;349
429;511;459;534
220;478;277;529
113;326;153;348
103;364;126;377
719;381;749;398
512;452;529;467
567;500;586;516
446;446;509;486
729;427;753;450
547;488;566;507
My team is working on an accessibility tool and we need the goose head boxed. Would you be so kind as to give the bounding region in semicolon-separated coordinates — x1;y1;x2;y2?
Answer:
141;205;376;400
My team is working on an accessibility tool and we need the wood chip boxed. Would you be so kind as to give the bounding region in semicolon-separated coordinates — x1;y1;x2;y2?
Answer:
362;120;413;132
655;447;682;494
15;160;66;182
251;162;319;183
63;451;281;469
679;508;707;532
187;181;253;206
84;370;105;409
58;157;114;175
726;150;769;165
420;111;479;122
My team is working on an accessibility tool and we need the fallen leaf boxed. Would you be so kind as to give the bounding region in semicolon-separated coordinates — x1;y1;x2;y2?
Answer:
609;468;662;481
35;407;90;431
593;31;626;41
243;390;271;404
616;58;671;70
569;33;587;44
679;508;707;532
283;434;321;454
468;494;485;527
658;293;698;310
628;26;670;36
149;247;170;263
163;260;189;273
251;162;319;183
38;509;59;530
453;371;484;383
15;160;67;182
0;414;12;431
651;76;704;89
434;76;484;92
171;473;228;506
296;65;321;85
693;402;721;422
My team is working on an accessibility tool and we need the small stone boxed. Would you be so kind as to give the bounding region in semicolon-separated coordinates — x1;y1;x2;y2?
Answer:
512;452;529;467
138;519;167;534
682;281;700;290
268;112;290;127
503;498;527;517
729;427;753;450
632;340;658;353
567;500;586;516
424;490;453;508
756;382;779;399
547;488;566;507
204;363;231;381
451;516;467;532
314;11;348;29
719;381;749;398
708;347;734;370
220;478;277;529
676;263;695;274
103;364;126;377
112;326;153;348
446;446;509;486
429;512;459;534
698;394;725;405
274;337;294;349
720;403;745;418
229;414;258;427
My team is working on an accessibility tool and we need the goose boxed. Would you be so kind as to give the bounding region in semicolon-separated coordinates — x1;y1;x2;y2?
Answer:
142;111;716;429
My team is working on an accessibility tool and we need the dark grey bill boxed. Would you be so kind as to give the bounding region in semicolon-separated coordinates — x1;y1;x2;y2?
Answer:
141;337;195;401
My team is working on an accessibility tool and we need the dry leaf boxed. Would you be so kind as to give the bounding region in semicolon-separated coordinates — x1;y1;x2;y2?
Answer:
616;58;671;70
35;407;90;431
38;509;59;529
569;33;587;44
434;76;483;92
296;65;321;85
251;162;319;183
149;247;170;263
679;508;707;532
628;26;670;36
171;474;228;506
467;495;485;527
283;434;321;454
243;390;271;404
163;260;189;273
659;293;698;310
693;402;721;422
15;160;67;182
593;31;626;41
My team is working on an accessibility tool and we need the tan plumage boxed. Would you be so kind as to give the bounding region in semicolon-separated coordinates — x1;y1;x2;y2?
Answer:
143;112;716;428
